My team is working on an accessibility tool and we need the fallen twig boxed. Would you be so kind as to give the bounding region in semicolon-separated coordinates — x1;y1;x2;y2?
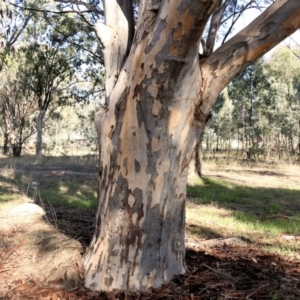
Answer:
202;263;232;278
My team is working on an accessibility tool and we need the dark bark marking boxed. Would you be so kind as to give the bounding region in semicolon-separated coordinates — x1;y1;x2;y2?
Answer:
115;176;130;209
145;18;168;55
111;87;130;148
108;125;115;139
86;263;92;274
94;240;101;254
123;157;128;168
180;157;189;174
145;149;161;177
177;1;202;14
152;180;156;191
157;195;168;275
260;21;277;35
138;202;161;273
104;276;113;287
120;249;126;268
132;188;144;222
134;159;141;172
113;249;120;256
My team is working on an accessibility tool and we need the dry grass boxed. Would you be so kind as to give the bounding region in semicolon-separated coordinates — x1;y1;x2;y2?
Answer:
186;160;300;257
0;197;84;298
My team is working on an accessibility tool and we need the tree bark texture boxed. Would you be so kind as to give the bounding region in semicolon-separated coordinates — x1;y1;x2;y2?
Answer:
84;0;300;292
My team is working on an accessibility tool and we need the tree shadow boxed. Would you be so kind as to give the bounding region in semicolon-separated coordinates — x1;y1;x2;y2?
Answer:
0;154;98;173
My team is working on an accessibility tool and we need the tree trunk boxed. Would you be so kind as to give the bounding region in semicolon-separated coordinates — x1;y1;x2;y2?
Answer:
12;144;22;157
84;0;220;291
193;113;211;178
12;128;23;157
84;0;300;292
2;120;11;155
84;41;203;294
3;131;9;155
36;108;45;159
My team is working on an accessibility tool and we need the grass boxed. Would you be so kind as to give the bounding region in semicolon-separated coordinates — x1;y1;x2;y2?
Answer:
0;154;98;211
39;181;97;209
186;162;300;257
1;154;300;258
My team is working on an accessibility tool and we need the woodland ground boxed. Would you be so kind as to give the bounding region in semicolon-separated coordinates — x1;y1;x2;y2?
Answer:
0;153;300;299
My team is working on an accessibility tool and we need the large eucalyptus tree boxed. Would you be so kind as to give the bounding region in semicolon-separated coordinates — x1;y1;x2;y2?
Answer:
80;0;300;292
11;0;300;292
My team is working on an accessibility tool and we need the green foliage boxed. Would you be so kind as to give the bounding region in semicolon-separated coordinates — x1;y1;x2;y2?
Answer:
0;3;105;156
205;46;300;163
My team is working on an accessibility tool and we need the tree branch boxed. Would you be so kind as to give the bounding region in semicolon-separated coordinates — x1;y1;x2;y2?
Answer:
145;0;220;61
97;0;134;99
221;0;255;45
205;0;222;55
8;15;32;47
54;0;104;16
198;0;300;122
8;1;101;17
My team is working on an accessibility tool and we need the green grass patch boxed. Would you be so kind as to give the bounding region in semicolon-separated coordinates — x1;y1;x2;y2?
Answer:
187;177;300;216
38;181;97;209
187;175;300;257
0;154;98;210
0;193;19;202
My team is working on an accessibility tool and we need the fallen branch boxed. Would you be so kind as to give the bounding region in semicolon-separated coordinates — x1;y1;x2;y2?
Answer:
202;263;232;278
2;239;24;263
186;237;250;249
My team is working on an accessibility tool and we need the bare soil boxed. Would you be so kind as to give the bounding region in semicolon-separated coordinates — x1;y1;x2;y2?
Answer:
1;164;300;299
204;164;300;190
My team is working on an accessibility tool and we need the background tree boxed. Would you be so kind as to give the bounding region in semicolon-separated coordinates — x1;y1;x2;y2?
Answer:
0;2;104;156
265;47;300;161
205;47;300;163
229;59;272;159
0;0;32;153
19;11;88;158
0;57;37;156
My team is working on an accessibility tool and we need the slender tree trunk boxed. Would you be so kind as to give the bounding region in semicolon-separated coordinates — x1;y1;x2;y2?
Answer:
194;136;203;178
36;108;45;159
237;132;240;158
2;120;10;155
193;114;211;178
3;131;9;155
298;119;300;160
12;128;23;157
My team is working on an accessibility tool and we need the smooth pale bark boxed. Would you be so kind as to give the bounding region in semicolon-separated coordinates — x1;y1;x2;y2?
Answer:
85;0;300;292
94;0;134;100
